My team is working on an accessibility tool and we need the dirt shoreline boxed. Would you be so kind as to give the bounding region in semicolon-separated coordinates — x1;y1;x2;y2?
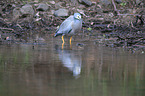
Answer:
0;0;145;52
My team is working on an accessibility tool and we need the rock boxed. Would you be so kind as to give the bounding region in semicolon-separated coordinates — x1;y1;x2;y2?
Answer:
115;0;122;4
49;1;55;4
20;4;34;15
13;7;21;20
12;4;16;8
54;9;68;16
136;0;141;5
140;3;144;6
36;3;49;11
78;0;92;6
55;2;62;9
6;37;12;41
100;0;111;6
51;10;55;14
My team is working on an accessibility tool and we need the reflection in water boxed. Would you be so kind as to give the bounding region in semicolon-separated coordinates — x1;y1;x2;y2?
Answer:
0;41;145;96
55;45;82;77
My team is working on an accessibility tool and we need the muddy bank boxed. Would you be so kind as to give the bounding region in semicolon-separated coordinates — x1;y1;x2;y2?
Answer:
0;0;145;52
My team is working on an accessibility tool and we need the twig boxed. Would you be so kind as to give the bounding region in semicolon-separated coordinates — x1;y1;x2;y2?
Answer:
112;0;120;15
117;14;141;16
16;24;23;30
0;27;14;31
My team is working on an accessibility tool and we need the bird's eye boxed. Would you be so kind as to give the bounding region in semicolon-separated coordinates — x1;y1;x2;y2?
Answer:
77;15;79;18
77;15;81;19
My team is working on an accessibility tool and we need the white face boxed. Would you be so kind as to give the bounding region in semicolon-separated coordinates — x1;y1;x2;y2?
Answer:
74;13;81;20
76;15;81;20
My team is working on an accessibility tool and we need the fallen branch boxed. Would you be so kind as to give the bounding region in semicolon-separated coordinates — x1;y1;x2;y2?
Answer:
0;27;14;31
112;0;120;15
117;14;141;16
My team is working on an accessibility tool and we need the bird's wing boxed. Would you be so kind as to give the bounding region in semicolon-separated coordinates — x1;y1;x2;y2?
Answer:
56;16;74;34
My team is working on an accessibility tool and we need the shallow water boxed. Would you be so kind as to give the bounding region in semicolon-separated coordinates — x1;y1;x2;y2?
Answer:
0;36;145;96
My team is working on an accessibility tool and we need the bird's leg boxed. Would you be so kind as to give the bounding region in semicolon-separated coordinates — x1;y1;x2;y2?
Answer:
62;43;64;49
62;35;65;44
62;35;65;49
70;36;72;45
69;36;72;49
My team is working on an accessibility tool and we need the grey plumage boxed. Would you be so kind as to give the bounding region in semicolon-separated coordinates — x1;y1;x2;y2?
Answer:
54;13;82;37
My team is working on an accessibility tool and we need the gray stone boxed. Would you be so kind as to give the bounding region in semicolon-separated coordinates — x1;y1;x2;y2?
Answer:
100;0;111;6
55;2;62;9
54;9;68;17
49;1;55;5
37;3;49;11
20;4;34;15
136;0;141;5
13;7;21;20
12;4;16;8
78;0;92;6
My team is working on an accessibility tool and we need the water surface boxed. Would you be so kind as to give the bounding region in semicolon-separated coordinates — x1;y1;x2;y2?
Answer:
0;37;145;96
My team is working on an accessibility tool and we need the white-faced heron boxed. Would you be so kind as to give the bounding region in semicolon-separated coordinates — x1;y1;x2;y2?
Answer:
54;13;82;48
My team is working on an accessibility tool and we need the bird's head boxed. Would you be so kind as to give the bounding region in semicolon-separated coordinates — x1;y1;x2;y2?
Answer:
74;13;82;20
